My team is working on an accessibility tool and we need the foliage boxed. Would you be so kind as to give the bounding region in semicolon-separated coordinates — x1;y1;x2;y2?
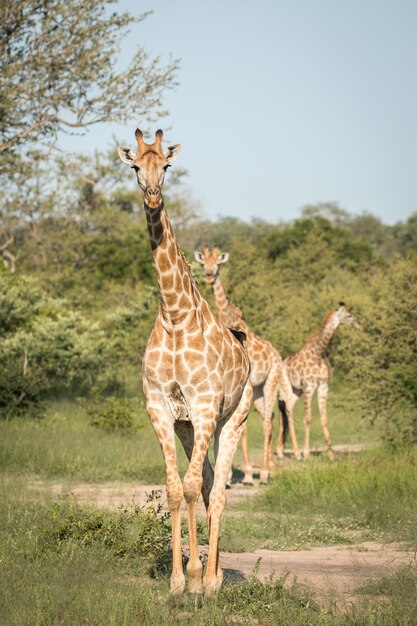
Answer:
0;272;110;416
344;256;417;445
81;394;143;433
45;493;172;572
0;0;178;163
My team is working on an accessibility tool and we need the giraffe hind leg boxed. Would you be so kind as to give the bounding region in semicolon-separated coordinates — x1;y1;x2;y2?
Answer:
204;381;253;596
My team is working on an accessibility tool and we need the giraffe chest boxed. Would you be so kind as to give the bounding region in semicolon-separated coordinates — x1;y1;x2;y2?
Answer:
142;321;249;421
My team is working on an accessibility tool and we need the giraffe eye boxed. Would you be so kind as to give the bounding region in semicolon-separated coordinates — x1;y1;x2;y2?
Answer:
131;165;139;172
163;164;171;171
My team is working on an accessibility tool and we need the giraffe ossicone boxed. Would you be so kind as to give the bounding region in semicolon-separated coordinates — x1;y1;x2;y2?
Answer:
118;130;253;598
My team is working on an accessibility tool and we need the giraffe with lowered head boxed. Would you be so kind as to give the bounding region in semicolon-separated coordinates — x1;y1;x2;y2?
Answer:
118;130;252;598
277;303;360;460
195;246;302;482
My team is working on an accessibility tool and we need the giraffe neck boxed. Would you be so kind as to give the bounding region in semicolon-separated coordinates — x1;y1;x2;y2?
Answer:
311;315;340;356
212;274;247;331
145;198;197;324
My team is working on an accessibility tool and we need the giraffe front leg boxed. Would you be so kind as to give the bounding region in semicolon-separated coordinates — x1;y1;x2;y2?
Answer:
204;382;253;596
317;382;334;460
182;417;216;595
148;409;185;599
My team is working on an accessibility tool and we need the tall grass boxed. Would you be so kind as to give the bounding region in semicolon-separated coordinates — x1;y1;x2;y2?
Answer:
222;446;417;551
0;400;188;482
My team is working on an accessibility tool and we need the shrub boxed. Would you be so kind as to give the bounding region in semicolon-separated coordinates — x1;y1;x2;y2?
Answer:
81;395;143;432
45;491;172;574
0;272;111;417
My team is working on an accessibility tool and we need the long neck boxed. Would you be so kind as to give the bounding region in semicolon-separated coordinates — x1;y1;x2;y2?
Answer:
311;315;340;356
212;274;248;331
145;198;197;324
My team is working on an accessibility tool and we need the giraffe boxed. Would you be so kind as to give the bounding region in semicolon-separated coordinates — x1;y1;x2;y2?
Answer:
276;303;360;460
194;246;302;483
117;130;253;598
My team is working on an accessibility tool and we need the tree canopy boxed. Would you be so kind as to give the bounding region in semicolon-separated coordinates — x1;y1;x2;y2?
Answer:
0;0;178;165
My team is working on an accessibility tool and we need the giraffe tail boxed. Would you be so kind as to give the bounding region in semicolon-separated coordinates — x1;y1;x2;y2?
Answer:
278;399;289;444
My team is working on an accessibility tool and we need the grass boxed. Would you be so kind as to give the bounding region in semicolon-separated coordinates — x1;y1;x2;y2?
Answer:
1;477;416;625
0;381;377;484
222;446;417;551
0;399;188;483
1;393;416;624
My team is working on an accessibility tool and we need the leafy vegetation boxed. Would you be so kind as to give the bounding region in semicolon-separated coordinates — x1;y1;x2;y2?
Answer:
222;446;417;552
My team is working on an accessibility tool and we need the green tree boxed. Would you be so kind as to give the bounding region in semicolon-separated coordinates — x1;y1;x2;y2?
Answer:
0;0;178;164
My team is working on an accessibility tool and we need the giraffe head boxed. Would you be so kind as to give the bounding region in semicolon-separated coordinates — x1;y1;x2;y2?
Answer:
117;129;181;208
334;302;361;329
194;246;229;284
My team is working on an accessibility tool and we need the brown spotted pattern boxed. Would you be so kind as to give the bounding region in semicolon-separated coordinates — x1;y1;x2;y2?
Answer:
278;304;360;459
194;246;302;482
118;131;252;599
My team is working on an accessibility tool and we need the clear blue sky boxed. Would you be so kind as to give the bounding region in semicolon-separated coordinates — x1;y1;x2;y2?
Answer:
66;0;417;224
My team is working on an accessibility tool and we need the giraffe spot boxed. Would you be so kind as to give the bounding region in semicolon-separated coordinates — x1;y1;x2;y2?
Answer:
177;293;191;311
160;273;174;290
183;352;205;371
164;290;178;307
144;350;160;368
168;242;177;263
157;251;171;273
187;333;205;352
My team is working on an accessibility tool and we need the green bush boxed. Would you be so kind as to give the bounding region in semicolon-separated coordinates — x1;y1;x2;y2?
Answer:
81;395;143;432
0;273;111;416
45;492;172;574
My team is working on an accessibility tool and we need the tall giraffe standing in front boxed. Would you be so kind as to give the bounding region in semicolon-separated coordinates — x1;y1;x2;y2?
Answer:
195;246;302;482
277;303;360;459
118;130;252;598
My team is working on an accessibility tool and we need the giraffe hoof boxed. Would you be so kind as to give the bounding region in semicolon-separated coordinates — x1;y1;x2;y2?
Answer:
328;449;335;461
188;578;204;595
170;574;186;600
259;470;270;484
203;571;223;596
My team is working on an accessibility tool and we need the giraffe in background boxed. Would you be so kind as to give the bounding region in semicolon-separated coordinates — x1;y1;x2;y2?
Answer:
277;303;360;459
118;130;252;598
195;246;301;483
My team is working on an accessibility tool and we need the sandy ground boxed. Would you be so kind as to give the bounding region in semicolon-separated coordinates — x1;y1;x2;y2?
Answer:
28;471;414;600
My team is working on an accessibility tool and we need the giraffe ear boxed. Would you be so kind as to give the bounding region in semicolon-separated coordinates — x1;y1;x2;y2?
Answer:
117;146;136;165
218;252;229;264
165;144;181;163
194;251;204;265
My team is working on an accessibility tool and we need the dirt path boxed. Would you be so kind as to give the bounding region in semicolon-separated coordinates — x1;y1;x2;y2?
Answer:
28;475;413;599
220;542;412;596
